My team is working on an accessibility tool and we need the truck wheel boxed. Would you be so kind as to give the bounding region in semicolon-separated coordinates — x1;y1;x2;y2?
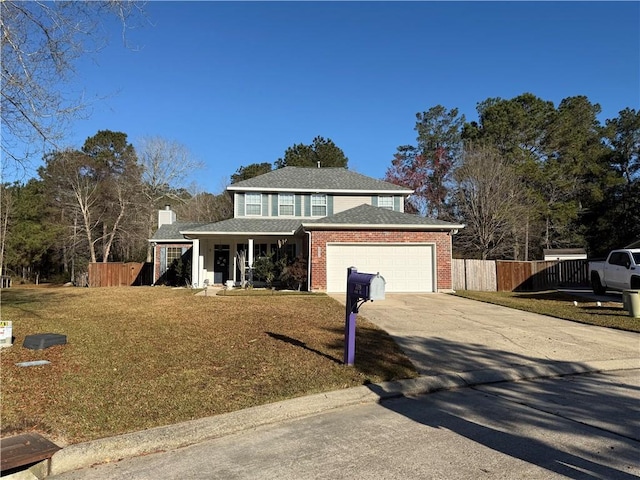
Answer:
591;273;606;295
631;276;640;290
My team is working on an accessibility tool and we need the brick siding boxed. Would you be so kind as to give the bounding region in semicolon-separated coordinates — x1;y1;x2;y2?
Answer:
153;243;192;284
309;230;453;291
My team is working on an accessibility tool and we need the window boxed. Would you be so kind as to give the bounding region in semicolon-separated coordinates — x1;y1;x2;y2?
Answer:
245;193;262;216
279;194;294;216
165;247;182;271
311;194;327;216
378;196;394;210
166;247;182;266
608;252;633;268
254;243;269;258
284;243;297;261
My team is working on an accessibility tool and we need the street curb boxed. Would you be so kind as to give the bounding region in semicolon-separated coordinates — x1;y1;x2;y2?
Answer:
48;358;639;477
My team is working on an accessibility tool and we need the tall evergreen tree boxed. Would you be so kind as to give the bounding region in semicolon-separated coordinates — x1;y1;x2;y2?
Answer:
275;136;348;169
231;163;273;184
2;180;62;282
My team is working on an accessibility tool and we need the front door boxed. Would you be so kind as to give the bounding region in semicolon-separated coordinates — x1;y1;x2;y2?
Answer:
214;245;230;284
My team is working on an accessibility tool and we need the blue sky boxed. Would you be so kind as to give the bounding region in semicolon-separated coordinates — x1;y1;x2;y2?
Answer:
25;1;640;193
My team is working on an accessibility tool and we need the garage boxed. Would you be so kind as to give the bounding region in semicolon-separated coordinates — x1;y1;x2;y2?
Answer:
326;243;435;293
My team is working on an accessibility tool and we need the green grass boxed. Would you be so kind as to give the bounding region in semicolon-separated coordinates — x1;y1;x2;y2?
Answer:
454;290;639;332
1;286;417;445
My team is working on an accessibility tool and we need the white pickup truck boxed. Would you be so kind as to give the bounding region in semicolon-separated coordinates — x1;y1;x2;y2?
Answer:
589;249;640;294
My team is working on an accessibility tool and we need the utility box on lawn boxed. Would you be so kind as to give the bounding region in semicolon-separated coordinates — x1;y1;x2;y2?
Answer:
0;321;12;348
23;333;67;350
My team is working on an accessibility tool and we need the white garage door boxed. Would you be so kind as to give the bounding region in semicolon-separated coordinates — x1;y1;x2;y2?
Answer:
326;243;435;293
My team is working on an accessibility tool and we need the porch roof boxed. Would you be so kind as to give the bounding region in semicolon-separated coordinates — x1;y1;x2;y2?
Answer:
299;204;465;231
180;218;302;236
150;222;199;241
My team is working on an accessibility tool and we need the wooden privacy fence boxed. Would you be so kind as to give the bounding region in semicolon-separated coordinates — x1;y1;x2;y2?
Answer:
452;259;497;291
453;259;589;292
88;262;153;287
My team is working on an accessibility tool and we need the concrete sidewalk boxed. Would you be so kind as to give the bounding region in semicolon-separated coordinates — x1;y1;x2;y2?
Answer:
13;293;639;478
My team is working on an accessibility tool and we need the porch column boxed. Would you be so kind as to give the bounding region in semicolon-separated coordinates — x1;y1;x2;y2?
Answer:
248;238;254;285
191;239;200;287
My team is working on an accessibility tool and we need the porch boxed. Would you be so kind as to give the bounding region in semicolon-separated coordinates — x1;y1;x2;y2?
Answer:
191;235;304;288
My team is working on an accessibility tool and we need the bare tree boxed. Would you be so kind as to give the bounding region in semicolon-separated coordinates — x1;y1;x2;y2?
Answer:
1;1;145;174
137;136;203;260
138;136;203;201
40;130;141;264
453;144;529;259
41;149;102;263
176;190;233;225
100;161;142;262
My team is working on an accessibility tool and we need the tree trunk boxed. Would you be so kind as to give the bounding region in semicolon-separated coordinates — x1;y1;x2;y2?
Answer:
524;217;529;262
102;187;127;263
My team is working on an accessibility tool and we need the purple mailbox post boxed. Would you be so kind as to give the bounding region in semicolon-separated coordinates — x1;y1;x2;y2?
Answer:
344;267;385;366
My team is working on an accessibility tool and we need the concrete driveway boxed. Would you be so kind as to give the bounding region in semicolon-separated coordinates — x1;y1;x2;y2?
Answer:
330;293;639;376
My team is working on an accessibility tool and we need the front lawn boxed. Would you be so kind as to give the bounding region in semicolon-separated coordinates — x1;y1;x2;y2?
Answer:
454;290;639;332
0;286;416;445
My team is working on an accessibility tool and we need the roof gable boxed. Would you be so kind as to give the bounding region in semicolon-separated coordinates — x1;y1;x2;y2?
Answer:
227;167;412;193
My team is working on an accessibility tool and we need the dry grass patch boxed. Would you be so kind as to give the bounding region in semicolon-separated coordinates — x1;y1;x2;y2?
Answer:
1;286;416;445
454;290;639;332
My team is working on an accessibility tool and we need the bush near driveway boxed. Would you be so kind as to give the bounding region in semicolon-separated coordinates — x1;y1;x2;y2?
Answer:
1;286;416;445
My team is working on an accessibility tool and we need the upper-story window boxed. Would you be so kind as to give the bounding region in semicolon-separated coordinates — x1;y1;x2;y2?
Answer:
378;196;394;210
311;194;327;216
245;193;262;216
279;194;294;216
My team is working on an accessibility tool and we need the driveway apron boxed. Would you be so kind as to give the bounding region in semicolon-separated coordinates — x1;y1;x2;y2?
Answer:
330;293;640;376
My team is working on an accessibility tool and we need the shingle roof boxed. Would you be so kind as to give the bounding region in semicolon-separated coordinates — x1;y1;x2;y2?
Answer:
151;206;463;239
227;166;412;193
181;218;302;234
301;204;464;229
150;222;200;241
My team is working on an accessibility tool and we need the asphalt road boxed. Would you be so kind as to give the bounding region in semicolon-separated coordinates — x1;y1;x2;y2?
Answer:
50;369;639;480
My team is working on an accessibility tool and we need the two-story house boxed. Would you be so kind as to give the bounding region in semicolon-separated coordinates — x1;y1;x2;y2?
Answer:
150;167;464;293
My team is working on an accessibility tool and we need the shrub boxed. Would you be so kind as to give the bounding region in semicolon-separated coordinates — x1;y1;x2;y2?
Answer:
281;255;307;291
253;253;277;287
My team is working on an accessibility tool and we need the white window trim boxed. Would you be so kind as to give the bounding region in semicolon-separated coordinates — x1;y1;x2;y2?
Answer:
311;194;327;217
378;196;394;210
279;193;295;216
245;193;262;216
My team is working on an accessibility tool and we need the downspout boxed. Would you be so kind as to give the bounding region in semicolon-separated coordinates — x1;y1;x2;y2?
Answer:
305;229;312;292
